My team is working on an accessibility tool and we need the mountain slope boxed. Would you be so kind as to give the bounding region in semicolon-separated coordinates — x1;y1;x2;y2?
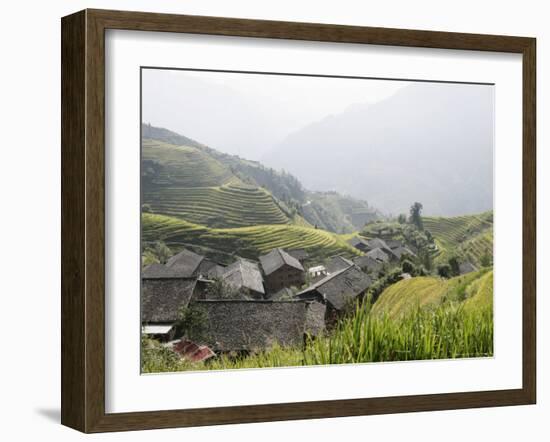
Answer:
142;124;379;232
142;139;291;228
263;82;494;217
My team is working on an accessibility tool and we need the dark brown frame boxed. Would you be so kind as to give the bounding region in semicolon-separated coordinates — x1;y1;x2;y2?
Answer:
61;9;536;433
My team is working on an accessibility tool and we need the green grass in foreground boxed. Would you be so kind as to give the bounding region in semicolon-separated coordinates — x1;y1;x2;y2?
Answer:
142;271;493;373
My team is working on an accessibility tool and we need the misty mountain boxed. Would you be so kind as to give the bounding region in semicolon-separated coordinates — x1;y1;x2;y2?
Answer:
141;123;380;233
263;82;494;217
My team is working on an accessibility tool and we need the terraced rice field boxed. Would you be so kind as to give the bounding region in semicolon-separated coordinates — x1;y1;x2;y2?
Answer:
142;213;360;262
423;212;493;265
371;268;493;320
143;184;289;228
142;140;237;187
142;140;290;228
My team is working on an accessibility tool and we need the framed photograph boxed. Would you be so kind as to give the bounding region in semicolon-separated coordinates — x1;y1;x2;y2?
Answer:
61;9;536;433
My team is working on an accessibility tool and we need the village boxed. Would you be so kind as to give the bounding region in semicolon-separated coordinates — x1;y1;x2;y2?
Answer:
141;233;479;363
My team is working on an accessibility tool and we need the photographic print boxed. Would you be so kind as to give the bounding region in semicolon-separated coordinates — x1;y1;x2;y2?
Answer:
140;68;494;373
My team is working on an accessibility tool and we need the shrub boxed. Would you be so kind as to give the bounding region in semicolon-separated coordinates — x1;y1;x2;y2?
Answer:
176;305;208;338
437;264;451;278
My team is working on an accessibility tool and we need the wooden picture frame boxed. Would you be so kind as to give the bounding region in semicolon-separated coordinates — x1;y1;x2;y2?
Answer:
61;8;536;433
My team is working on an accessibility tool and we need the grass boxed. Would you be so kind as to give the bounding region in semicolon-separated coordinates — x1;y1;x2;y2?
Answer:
142;213;360;263
142;271;493;373
371;269;492;319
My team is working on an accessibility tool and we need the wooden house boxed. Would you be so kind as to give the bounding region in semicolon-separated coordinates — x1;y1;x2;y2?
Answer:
259;248;305;293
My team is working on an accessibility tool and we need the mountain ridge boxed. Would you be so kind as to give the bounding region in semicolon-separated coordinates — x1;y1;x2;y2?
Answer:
263;82;494;217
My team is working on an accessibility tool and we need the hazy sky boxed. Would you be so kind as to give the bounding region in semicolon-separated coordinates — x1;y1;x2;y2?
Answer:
142;68;407;160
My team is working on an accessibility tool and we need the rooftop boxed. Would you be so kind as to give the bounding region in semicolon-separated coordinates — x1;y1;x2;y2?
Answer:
297;266;372;311
222;258;265;295
259;248;304;276
188;300;326;352
141;278;197;323
165;248;205;277
325;255;354;274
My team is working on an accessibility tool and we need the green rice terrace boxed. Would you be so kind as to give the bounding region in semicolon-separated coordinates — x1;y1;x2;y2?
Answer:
143;184;290;228
423;211;493;265
142;139;238;187
142;212;360;263
142;139;290;228
371;269;493;319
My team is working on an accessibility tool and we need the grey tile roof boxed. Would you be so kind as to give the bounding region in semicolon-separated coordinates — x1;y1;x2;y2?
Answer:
325;255;354;274
259;248;304;276
391;246;416;259
222;258;265;295
352;255;383;273
165;248;205;277
142;263;180;278
348;236;370;248
141;278;197;323
188;300;325;352
196;259;226;278
365;247;390;263
366;238;391;251
297;266;372;311
287;248;309;261
385;239;404;249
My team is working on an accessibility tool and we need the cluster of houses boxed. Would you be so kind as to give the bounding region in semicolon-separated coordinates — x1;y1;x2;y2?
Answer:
141;241;388;358
142;234;475;361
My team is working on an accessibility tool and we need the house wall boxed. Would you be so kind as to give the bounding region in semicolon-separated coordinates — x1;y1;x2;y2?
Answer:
265;264;305;293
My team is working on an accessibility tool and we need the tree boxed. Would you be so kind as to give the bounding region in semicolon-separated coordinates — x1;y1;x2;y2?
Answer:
154;241;172;264
397;213;407;224
424;229;433;243
401;259;414;274
448;256;460;277
480;249;492;267
409;202;424;230
437;264;451;278
176;305;207;338
419;250;433;271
